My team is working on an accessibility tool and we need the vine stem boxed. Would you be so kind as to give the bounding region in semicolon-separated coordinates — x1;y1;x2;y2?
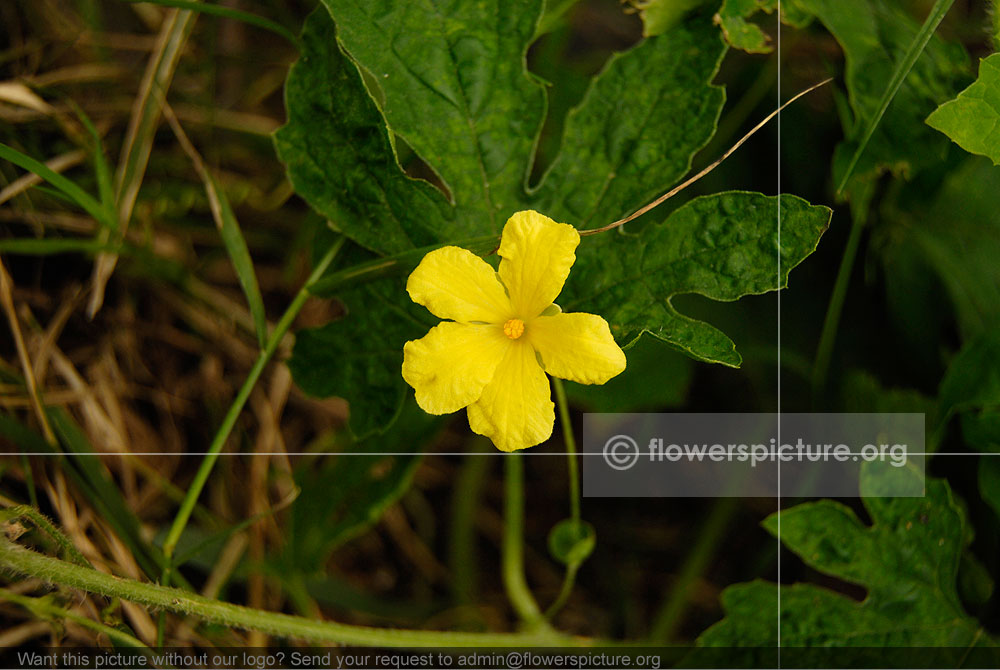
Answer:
552;378;580;523
811;190;870;401
545;378;581;619
161;237;345;566
0;538;587;647
503;454;551;632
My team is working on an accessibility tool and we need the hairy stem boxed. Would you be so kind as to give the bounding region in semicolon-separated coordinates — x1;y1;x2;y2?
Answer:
0;538;580;647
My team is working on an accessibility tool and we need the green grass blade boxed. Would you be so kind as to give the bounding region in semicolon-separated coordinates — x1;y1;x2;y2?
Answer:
118;0;302;50
68;100;117;231
835;0;957;196
0;143;112;229
165;108;268;348
207;170;268;348
0;238;117;255
90;3;197;316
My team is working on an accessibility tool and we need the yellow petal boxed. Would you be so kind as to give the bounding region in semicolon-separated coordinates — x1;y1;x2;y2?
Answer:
467;341;554;452
498;211;580;318
403;322;510;415
407;246;511;323
529;312;626;384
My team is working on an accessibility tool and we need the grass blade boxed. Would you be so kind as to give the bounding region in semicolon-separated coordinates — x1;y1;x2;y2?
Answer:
67;99;117;230
835;0;956;196
0;148;86;207
0;238;117;255
0;143;110;227
118;0;302;51
164;104;268;348
88;3;199;317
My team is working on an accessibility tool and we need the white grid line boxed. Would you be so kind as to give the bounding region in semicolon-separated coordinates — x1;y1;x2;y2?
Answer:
776;1;784;662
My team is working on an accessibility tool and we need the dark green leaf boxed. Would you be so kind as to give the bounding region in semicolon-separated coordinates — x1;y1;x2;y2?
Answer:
320;0;545;230
289;277;433;436
927;54;1000;166
878;157;1000;343
939;331;1000;453
563;192;831;366
696;464;995;649
274;8;453;255
530;13;725;228
282;398;442;574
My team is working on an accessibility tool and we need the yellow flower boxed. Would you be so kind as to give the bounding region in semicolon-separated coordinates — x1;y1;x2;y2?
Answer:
402;210;627;452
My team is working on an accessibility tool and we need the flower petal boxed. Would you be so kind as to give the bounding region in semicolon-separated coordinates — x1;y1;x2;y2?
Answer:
403;322;510;415
498;211;580;318
529;312;626;384
467;342;554;452
407;246;511;323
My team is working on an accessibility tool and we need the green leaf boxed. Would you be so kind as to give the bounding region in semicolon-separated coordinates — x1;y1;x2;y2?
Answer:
716;0;776;54
274;8;453;255
530;13;726;228
563;192;831;366
927;54;1000;166
565;333;693;412
879;157;1000;343
939;331;1000;453
834;0;958;194
288;277;433;437
320;0;546;231
789;0;969;196
696;464;996;652
626;0;712;38
282;398;442;574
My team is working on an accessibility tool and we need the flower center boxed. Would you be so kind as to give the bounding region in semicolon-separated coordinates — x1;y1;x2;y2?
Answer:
502;318;525;340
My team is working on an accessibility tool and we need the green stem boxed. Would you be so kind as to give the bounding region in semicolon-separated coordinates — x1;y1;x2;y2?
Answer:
552;378;580;523
161;237;345;565
448;437;491;605
0;505;91;568
503;454;550;632
545;378;582;620
647;497;737;643
0;538;579;647
0;588;149;649
544;563;579;621
811;201;868;402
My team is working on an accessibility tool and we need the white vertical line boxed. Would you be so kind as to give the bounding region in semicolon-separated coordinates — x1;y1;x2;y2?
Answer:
776;0;783;664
